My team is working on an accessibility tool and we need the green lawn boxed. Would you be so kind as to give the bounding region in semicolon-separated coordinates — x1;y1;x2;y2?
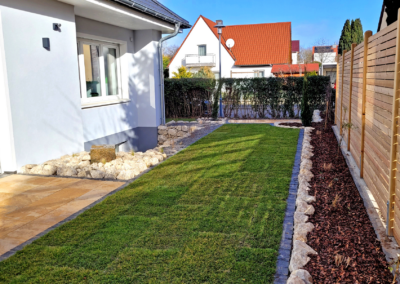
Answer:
166;117;197;123
0;125;299;283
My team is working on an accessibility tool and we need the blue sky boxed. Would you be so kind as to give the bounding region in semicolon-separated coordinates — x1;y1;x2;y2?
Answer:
160;0;383;49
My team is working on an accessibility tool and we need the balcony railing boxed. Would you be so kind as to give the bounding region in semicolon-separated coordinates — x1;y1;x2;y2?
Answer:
185;54;216;67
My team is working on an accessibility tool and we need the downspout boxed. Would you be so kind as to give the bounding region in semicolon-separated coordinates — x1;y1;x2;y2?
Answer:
158;23;181;125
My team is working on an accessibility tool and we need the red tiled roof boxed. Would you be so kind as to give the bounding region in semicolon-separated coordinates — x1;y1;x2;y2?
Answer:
201;16;292;66
169;15;292;67
292;40;300;53
271;63;320;74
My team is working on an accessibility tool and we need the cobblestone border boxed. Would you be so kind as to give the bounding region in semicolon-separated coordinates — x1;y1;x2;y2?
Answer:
273;129;304;284
274;111;322;284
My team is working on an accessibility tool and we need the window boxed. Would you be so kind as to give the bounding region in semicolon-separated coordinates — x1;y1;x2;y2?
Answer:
77;38;123;105
254;71;265;78
198;45;207;56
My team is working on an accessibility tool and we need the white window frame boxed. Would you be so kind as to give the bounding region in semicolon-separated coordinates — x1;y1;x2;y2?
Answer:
254;70;265;78
76;34;129;108
198;44;207;56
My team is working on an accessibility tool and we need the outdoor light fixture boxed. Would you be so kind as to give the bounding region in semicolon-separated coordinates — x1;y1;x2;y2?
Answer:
53;23;62;31
214;20;225;35
42;38;50;50
214;20;226;117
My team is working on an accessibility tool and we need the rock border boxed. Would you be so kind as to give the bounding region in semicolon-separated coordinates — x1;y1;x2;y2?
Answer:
273;128;304;284
274;110;321;284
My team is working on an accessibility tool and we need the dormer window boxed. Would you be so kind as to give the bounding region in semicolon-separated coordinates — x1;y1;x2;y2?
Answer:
198;45;207;56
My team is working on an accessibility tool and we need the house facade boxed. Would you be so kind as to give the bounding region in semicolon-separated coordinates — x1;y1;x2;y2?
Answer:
168;16;294;79
0;0;190;173
313;45;338;82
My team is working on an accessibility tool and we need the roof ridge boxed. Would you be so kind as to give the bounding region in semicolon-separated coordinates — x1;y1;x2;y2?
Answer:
226;21;291;27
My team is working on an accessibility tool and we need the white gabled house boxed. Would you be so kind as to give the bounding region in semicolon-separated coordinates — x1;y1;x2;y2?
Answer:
0;0;190;173
169;15;295;79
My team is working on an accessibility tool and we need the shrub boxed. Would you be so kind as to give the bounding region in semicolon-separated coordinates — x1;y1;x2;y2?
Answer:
172;66;193;79
301;75;312;126
193;67;215;79
164;76;330;119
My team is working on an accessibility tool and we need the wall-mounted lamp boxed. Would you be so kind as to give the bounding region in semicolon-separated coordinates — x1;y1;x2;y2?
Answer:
43;38;50;50
53;23;62;31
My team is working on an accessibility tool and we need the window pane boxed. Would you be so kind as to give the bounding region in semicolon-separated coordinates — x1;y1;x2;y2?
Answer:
103;47;119;96
199;45;206;56
83;44;101;98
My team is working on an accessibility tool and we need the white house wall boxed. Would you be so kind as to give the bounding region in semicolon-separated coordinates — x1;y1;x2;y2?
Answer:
0;9;16;173
75;17;160;152
230;66;273;78
169;17;235;78
314;52;337;64
292;52;298;64
0;0;85;170
0;0;163;170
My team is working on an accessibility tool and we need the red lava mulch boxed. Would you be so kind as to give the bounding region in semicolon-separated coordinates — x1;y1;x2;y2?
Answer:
303;119;393;283
280;122;303;127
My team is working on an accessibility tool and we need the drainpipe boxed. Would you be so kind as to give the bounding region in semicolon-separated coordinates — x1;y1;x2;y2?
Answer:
158;23;181;125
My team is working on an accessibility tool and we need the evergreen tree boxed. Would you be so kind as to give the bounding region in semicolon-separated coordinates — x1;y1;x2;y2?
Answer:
339;20;352;55
352;19;364;45
301;74;312;126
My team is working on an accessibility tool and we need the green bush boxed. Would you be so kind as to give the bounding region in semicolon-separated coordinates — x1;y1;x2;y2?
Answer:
301;75;312;126
164;76;330;119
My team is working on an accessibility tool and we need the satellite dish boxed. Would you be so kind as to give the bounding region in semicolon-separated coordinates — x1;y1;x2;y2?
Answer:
226;39;235;49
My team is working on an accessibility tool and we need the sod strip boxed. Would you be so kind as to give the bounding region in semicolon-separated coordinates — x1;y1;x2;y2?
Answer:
0;124;299;283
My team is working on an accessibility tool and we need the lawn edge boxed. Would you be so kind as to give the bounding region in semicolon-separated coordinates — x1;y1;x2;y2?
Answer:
273;128;304;284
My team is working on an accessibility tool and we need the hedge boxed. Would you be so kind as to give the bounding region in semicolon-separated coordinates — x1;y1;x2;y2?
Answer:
164;76;332;119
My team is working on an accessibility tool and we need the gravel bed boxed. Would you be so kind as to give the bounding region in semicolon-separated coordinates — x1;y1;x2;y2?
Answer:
161;123;224;157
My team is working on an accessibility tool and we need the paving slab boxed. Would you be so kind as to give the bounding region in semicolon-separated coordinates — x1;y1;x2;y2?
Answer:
0;175;125;257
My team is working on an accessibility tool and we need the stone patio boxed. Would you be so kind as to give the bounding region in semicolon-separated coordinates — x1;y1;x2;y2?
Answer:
0;175;125;258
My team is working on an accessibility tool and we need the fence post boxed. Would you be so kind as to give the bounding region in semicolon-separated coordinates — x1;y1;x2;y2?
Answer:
347;43;357;151
335;62;339;125
360;31;373;179
388;10;400;237
340;50;347;136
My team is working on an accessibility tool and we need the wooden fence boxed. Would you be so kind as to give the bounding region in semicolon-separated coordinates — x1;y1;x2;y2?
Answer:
335;10;400;242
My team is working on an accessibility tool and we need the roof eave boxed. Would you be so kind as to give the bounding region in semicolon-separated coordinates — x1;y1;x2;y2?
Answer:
112;0;192;29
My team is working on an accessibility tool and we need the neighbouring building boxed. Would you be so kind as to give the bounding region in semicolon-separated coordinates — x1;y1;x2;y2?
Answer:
291;40;300;64
271;63;320;77
313;45;338;82
168;15;295;78
378;0;400;32
0;0;190;173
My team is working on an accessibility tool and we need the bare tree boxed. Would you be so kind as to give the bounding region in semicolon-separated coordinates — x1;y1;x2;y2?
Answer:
298;46;313;64
162;42;180;58
313;38;337;74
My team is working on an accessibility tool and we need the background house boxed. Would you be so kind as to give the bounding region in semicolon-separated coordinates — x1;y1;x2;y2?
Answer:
168;15;293;78
313;45;338;82
0;0;190;173
291;40;300;64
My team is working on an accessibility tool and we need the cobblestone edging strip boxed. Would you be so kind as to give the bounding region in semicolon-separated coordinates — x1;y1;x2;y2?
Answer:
274;110;322;284
273;129;304;284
